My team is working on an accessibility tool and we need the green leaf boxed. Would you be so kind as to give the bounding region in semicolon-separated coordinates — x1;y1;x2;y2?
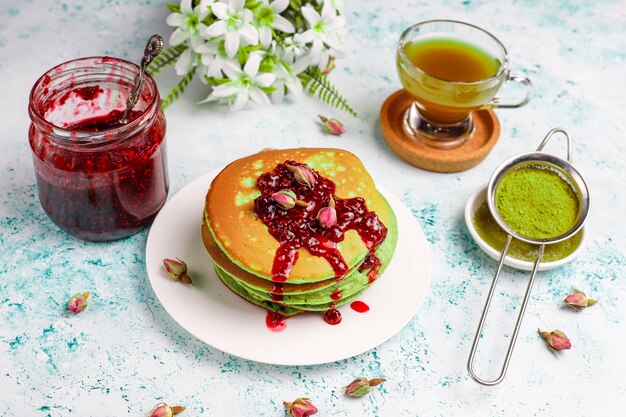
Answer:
161;66;198;109
166;3;180;13
147;44;188;76
299;67;358;117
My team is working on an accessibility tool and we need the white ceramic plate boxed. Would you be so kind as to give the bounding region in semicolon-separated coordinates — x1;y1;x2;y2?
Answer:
464;184;586;271
145;169;430;365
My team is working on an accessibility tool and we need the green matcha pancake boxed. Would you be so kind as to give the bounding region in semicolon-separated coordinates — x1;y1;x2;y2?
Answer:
202;148;398;316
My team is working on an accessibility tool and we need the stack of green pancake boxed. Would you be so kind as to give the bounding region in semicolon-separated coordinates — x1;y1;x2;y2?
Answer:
201;148;398;317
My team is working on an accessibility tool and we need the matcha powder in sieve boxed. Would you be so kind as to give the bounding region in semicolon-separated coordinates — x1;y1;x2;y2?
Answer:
495;166;580;240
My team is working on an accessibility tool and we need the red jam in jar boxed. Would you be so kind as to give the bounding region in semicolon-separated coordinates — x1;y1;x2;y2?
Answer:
28;57;169;241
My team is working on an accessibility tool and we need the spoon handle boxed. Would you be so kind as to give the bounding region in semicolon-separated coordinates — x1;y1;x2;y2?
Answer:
120;35;164;124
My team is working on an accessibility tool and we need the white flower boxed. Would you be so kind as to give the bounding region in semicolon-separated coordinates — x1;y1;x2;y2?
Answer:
202;0;258;58
255;0;295;48
174;48;197;75
201;52;276;110
166;0;214;49
281;36;307;63
295;0;346;69
317;0;344;13
195;39;235;79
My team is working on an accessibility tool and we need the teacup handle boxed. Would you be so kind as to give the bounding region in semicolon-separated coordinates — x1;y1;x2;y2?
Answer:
489;73;533;109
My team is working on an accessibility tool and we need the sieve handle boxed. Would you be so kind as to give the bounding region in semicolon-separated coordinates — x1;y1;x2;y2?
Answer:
467;236;545;386
536;128;573;163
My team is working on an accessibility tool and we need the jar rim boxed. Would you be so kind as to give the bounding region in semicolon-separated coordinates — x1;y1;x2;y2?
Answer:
28;56;161;149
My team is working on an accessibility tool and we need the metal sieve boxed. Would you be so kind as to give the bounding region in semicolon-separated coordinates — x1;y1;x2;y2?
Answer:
467;128;590;385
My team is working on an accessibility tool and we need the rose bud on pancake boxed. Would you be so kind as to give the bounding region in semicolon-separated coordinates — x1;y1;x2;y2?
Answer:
287;165;316;188
271;189;297;210
317;196;337;228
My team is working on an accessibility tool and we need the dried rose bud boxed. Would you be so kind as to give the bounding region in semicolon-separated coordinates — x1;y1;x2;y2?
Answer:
284;398;318;417
322;56;335;74
318;115;345;135
162;258;193;285
67;292;90;314
148;403;185;417
317;196;337;228
345;377;386;397
287;165;316;188
538;329;571;352
564;289;597;311
271;189;297;210
317;207;337;228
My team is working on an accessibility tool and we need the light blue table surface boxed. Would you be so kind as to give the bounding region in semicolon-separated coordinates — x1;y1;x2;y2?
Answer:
1;1;625;415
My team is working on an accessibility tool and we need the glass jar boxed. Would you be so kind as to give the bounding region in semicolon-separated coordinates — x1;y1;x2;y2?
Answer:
28;57;169;241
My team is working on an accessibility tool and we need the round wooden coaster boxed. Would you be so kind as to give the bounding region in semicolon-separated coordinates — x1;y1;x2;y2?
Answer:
380;89;501;173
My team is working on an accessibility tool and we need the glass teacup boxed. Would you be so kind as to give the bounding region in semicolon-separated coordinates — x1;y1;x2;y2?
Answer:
396;20;532;149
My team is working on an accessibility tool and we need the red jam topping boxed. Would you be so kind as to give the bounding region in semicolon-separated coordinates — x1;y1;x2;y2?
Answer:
266;311;287;332
271;283;284;301
253;161;387;282
29;84;168;241
350;301;370;313
359;253;382;283
323;306;342;325
330;288;343;301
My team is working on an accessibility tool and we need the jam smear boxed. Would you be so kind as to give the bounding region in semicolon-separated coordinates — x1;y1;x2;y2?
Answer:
360;253;382;283
254;161;387;282
323;306;342;325
350;301;370;313
330;288;343;301
68;109;141;131
266;311;287;332
271;283;284;302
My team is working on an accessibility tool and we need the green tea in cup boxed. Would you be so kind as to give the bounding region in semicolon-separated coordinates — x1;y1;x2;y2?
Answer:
396;20;532;149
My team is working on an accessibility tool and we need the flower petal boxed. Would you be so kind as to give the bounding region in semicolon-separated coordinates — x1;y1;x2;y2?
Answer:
231;90;250;111
271;0;289;13
211;2;229;19
231;0;245;9
244;52;262;77
272;15;295;33
301;5;320;26
224;31;240;58
326;15;346;32
175;49;195;76
221;59;242;78
169;28;188;46
291;55;310;74
320;0;334;19
203;20;227;38
270;84;285;104
250;87;271;106
212;83;241;97
256;72;276;87
166;13;185;27
181;0;193;14
239;24;259;45
196;0;215;18
259;26;272;49
294;30;314;45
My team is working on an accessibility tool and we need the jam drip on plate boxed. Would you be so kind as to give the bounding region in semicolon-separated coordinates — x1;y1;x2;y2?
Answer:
254;161;388;283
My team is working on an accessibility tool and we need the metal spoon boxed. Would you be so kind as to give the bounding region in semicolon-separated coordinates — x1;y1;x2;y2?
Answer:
119;34;164;124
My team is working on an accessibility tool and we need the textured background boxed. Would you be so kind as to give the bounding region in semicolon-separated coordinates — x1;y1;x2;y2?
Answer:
1;0;625;416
